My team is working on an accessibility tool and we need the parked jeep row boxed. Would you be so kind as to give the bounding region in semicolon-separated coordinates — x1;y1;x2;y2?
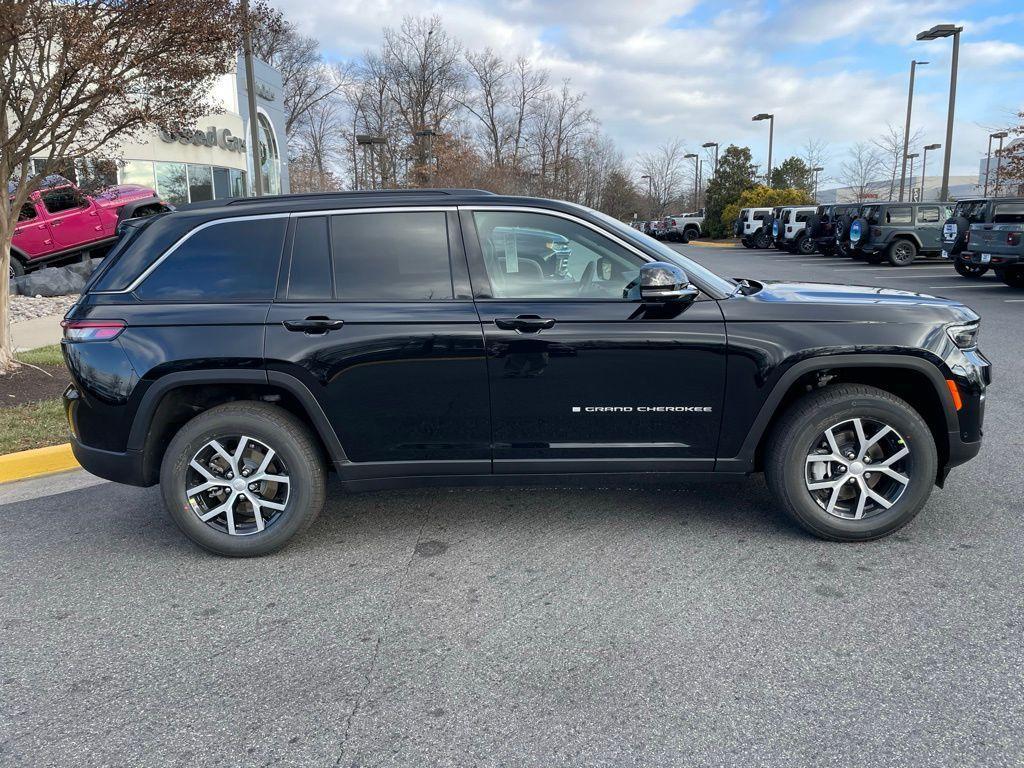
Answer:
732;195;1024;287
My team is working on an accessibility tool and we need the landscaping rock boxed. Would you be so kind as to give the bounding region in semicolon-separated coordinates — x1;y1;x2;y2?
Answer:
16;266;86;297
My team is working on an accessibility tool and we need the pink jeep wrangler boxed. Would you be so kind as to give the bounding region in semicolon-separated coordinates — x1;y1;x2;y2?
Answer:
10;178;169;278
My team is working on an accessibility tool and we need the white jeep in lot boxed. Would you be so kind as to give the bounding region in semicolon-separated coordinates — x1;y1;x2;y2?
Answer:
668;211;705;243
737;207;773;248
774;206;818;253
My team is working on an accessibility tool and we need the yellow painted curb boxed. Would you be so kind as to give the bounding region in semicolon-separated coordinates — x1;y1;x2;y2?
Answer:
0;443;79;484
689;240;740;249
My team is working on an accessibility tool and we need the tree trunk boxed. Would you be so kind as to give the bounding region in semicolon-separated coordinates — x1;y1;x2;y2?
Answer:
0;231;15;372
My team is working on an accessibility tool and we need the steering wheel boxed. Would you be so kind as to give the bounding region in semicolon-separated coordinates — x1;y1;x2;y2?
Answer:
577;260;596;296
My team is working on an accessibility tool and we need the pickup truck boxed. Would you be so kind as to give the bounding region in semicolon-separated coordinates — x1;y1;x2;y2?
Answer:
668;212;705;243
10;176;169;278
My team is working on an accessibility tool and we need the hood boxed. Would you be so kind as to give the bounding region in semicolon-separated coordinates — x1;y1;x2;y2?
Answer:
731;279;979;326
92;184;158;206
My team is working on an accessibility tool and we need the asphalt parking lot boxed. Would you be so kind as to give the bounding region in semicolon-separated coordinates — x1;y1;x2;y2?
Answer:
2;243;1022;767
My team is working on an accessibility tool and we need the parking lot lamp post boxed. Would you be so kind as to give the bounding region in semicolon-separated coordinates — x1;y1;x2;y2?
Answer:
641;174;653;216
898;60;928;202
906;153;919;199
983;133;995;195
241;0;263;196
414;128;438;185
752;114;774;186
811;166;824;201
355;134;387;189
917;24;963;201
702;142;719;178
991;131;1009;197
684;153;699;208
921;144;940;200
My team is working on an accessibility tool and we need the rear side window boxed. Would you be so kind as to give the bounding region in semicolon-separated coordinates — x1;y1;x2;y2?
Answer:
886;207;912;224
753;212;768;221
992;203;1024;223
917;207;940;223
136;218;286;301
795;211;810;223
330;211;452;301
287;216;333;300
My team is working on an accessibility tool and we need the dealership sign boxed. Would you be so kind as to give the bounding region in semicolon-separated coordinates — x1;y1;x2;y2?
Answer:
158;126;246;153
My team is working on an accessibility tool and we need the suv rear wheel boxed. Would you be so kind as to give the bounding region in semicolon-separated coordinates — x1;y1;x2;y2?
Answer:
796;234;816;255
9;254;25;280
1000;267;1024;288
887;239;917;267
765;384;937;541
160;402;326;557
954;259;989;278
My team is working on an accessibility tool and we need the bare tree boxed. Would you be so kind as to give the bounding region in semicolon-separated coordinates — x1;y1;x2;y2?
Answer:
839;142;884;202
872;123;923;201
462;48;512;167
509;57;549;173
636;138;688;214
0;0;245;370
801;137;830;189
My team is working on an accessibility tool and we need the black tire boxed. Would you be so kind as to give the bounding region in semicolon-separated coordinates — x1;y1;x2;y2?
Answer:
765;384;937;542
160;401;326;557
754;230;772;249
9;254;26;280
943;215;970;257
796;234;816;255
864;252;883;264
741;238;755;249
954;259;989;279
1000;267;1024;288
803;214;822;240
679;228;692;244
887;239;917;267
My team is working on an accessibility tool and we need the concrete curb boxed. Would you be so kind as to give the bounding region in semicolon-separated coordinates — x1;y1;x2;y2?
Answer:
689;240;741;249
0;443;79;484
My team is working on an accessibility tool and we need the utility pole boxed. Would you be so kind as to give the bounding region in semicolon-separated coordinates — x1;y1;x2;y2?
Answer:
921;144;940;201
983;133;995;195
898;60;928;202
992;131;1008;197
917;24;963;201
753;114;774;186
241;0;263;197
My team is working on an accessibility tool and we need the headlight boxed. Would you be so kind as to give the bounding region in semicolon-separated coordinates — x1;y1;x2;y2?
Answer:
946;321;979;349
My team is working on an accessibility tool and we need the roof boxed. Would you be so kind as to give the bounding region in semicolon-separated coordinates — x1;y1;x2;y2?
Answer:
176;188;499;216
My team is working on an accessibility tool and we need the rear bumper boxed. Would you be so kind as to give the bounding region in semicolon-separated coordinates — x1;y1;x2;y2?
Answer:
69;436;152;487
960;250;1023;267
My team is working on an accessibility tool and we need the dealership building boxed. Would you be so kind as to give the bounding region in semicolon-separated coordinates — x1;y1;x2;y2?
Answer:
33;55;289;205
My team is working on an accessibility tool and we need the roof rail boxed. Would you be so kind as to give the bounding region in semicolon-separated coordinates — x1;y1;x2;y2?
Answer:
223;188;496;206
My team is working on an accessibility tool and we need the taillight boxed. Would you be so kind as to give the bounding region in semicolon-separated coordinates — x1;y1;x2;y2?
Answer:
1008;232;1021;246
61;319;126;342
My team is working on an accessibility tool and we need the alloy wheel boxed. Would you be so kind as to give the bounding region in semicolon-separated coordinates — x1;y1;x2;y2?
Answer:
185;435;290;535
892;242;914;265
804;417;911;520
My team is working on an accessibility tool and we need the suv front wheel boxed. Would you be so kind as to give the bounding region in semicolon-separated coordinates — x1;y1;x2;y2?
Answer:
765;384;937;541
160;402;326;556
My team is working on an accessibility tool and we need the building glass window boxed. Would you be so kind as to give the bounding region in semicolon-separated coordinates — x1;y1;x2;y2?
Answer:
155;162;188;207
187;164;214;202
229;169;247;197
256;113;281;195
213;167;231;199
120;160;155;190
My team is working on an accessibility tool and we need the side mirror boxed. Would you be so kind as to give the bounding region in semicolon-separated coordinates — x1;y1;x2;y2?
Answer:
639;262;698;303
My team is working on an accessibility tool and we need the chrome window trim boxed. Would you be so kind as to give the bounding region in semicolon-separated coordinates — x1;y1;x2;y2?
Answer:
458;204;719;298
94;206;457;294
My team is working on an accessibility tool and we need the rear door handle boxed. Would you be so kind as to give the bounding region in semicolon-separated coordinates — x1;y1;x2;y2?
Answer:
283;317;344;334
494;315;556;333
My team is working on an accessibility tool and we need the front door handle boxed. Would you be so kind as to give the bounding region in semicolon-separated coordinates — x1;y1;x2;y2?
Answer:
283;317;344;334
494;315;556;333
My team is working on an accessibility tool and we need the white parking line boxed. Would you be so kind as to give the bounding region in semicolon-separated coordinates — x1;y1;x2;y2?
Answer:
865;273;963;279
1003;299;1024;302
926;284;1009;290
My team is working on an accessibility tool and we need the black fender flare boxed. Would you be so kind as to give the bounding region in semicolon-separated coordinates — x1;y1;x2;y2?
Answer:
716;353;958;472
126;369;349;466
889;232;923;249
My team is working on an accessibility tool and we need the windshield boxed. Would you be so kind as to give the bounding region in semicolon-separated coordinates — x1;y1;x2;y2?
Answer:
580;205;738;295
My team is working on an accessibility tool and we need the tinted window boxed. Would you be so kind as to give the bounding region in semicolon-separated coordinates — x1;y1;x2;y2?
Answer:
473;210;645;300
753;212;768;221
992;203;1024;223
795;211;810;222
288;216;333;300
18;203;36;222
917;206;940;223
886;207;912;225
954;201;989;223
137;218;286;301
330;211;452;301
42;188;87;214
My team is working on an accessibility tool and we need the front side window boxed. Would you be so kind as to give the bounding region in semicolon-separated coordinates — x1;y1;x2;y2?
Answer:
42;187;88;214
862;206;881;224
330;211;452;301
917;206;940;223
137;217;286;301
473;211;645;300
886;207;912;225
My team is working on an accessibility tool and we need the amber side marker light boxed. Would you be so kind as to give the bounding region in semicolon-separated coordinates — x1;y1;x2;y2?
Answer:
946;379;963;411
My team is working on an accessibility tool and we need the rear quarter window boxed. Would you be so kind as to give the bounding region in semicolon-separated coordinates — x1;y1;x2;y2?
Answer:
992;203;1024;224
886;207;912;225
135;218;286;301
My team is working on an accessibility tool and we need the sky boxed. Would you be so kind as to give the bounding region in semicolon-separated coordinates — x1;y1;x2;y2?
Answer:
275;0;1024;188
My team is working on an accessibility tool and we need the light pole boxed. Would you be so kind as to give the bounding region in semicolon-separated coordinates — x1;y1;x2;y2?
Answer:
752;114;774;186
702;142;719;178
991;131;1009;197
917;24;963;201
355;134;387;189
641;173;653;217
921;143;940;200
241;0;263;196
811;166;824;201
906;153;919;200
898;59;928;202
684;153;699;208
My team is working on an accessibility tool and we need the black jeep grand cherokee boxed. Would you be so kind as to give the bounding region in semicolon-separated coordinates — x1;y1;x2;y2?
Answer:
62;190;990;556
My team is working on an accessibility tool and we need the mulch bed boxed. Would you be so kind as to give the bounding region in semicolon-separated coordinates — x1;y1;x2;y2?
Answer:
0;364;70;408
